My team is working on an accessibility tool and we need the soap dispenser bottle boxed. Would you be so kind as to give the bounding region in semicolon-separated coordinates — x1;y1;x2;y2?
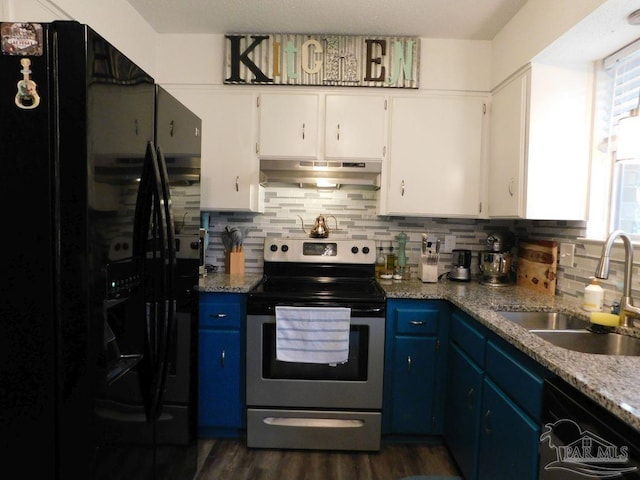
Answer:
583;278;604;312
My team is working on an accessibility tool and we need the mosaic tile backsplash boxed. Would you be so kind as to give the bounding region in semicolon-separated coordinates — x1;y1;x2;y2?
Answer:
202;186;638;311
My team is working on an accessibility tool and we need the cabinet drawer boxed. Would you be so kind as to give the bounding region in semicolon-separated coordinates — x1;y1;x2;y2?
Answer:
485;340;545;421
451;311;486;367
395;308;439;335
200;296;244;329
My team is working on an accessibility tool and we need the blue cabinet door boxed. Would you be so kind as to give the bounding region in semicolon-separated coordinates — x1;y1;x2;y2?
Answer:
445;342;484;480
389;335;438;434
478;378;540;480
198;329;244;432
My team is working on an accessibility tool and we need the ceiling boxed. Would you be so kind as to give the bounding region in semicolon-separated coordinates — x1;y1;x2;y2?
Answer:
125;0;528;39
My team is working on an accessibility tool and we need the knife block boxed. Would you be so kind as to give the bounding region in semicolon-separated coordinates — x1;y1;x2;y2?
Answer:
225;251;245;274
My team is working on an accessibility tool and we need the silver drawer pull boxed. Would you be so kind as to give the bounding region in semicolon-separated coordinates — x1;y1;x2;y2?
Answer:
213;313;227;318
409;320;426;326
484;409;492;434
220;349;226;368
407;355;412;372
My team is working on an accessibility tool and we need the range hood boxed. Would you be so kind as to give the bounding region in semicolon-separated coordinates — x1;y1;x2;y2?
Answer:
259;159;381;190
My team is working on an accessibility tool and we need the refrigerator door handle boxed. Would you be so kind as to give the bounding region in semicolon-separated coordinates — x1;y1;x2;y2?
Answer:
149;146;177;419
133;141;172;420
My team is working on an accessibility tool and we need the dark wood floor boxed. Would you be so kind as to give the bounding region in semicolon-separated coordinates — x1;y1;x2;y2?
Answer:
195;438;461;480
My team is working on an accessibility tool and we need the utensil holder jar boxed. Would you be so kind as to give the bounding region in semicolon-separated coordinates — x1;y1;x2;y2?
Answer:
225;251;245;274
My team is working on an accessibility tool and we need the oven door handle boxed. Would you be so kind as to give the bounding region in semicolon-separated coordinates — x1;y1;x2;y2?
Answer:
351;307;385;315
258;305;385;316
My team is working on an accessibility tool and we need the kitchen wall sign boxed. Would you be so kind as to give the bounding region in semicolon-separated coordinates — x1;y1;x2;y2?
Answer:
225;34;419;88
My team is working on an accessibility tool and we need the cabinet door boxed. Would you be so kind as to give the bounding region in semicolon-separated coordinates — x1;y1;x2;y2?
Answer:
488;71;528;218
198;329;244;430
445;343;484;480
258;94;319;159
156;87;201;157
389;336;438;434
386;95;484;217
478;378;540;480
324;95;387;160
172;88;260;212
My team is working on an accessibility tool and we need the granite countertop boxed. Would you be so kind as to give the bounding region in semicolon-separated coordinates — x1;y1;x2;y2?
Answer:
382;277;640;433
198;272;264;293
199;272;640;433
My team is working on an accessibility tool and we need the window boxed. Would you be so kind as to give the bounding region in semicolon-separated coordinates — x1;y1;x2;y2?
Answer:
595;40;640;238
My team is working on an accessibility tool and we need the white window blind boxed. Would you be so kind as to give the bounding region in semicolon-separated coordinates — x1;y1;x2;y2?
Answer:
605;40;640;234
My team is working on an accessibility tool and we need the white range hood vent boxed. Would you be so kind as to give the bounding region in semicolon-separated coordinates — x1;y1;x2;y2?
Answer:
259;159;381;190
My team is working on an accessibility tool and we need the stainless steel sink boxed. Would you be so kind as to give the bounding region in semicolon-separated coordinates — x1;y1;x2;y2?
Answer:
532;330;640;356
496;310;640;356
497;310;588;330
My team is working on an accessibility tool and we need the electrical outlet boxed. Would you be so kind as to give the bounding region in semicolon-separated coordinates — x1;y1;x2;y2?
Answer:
442;235;456;254
559;242;575;267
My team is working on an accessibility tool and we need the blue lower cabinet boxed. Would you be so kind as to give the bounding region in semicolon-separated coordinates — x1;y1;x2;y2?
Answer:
444;307;552;480
391;336;438;433
383;299;449;436
478;378;541;480
445;342;484;480
198;293;246;437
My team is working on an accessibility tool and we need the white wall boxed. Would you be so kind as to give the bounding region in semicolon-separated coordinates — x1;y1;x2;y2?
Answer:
156;34;492;92
3;0;159;76
491;0;606;87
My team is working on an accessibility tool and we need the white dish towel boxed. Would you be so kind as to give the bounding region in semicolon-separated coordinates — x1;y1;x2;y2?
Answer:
275;306;351;364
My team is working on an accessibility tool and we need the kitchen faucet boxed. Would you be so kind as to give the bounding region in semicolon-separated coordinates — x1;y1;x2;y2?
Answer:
595;230;640;327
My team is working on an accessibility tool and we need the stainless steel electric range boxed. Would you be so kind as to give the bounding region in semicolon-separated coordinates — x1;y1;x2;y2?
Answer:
246;237;386;451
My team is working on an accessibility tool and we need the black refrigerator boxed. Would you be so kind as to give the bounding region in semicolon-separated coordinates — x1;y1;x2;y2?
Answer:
0;21;201;480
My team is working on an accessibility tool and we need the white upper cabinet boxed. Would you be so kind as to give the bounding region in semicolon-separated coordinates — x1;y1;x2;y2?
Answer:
382;94;486;217
488;64;590;220
324;95;388;161
257;92;388;162
257;93;320;159
174;88;262;212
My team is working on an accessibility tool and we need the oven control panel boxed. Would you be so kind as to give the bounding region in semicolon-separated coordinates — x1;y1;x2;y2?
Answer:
264;237;376;264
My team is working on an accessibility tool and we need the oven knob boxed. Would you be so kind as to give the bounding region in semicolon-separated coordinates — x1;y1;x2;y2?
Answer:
351;246;359;254
362;246;370;254
270;244;278;252
281;244;289;252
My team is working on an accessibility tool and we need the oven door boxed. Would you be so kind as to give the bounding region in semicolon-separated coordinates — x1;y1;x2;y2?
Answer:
246;314;384;410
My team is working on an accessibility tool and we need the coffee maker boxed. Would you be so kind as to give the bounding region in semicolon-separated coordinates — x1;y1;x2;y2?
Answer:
449;249;472;281
478;231;515;286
